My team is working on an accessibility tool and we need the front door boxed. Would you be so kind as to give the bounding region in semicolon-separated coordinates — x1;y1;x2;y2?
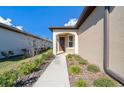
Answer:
59;37;65;52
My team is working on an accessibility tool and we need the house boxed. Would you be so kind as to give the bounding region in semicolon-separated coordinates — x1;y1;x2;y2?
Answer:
49;6;124;84
0;22;52;59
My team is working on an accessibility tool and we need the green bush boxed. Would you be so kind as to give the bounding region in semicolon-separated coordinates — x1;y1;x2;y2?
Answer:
66;54;73;59
69;66;81;75
19;49;53;76
93;77;116;87
0;49;53;87
66;54;87;63
66;54;75;62
46;50;54;58
87;64;100;73
19;63;33;75
79;59;88;65
41;53;47;60
0;70;18;87
74;55;82;61
34;58;43;68
75;79;86;87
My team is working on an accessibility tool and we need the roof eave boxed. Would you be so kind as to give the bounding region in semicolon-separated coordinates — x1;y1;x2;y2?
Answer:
49;26;77;32
49;6;96;32
0;22;51;41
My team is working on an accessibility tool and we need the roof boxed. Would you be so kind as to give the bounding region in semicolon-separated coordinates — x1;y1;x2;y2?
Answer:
0;22;52;42
49;6;96;31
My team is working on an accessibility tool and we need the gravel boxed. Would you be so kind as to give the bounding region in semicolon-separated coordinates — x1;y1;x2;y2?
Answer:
67;60;123;87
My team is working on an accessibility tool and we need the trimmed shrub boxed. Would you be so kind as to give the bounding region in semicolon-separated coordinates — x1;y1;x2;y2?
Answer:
87;64;100;73
75;79;87;87
93;77;116;87
79;59;88;65
69;66;81;75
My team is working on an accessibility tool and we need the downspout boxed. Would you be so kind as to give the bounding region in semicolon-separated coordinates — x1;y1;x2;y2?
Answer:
104;6;124;85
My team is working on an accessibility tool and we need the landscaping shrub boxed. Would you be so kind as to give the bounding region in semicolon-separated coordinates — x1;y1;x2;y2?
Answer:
46;49;54;58
66;54;73;59
74;55;82;61
19;62;34;75
41;53;47;60
93;77;116;87
0;49;53;87
75;79;86;87
79;59;88;65
66;54;87;62
69;65;81;75
87;64;100;73
0;69;19;87
66;54;74;62
34;58;43;68
68;58;74;62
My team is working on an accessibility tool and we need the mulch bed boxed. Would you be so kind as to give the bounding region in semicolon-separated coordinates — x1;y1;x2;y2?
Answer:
14;57;54;87
67;60;122;87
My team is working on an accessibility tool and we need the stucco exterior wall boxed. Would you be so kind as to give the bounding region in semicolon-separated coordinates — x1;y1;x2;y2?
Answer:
78;6;105;70
0;28;30;58
109;6;124;77
52;29;78;55
0;27;52;59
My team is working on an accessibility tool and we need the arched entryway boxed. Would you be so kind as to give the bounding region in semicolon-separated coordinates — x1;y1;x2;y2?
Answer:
55;33;76;54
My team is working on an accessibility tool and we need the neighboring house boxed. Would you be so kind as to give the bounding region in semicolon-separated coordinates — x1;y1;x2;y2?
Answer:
0;22;52;59
49;6;124;84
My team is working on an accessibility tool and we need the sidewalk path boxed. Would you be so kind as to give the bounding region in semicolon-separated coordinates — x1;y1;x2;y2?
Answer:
33;53;70;87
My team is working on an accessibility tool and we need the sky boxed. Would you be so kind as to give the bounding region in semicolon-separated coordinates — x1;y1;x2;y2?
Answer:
0;6;84;40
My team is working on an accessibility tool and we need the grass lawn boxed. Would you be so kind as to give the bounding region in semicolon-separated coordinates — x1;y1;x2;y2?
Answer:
0;51;46;74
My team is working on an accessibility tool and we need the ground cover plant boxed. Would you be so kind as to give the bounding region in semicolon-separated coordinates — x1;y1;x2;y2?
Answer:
93;77;116;87
87;64;100;73
75;78;86;87
69;65;81;75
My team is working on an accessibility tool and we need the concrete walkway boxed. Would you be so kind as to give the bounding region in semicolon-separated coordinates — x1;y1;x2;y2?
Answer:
33;53;70;87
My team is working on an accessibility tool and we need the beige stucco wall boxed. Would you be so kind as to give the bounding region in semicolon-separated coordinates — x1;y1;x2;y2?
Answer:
52;29;78;55
109;6;124;77
78;6;105;70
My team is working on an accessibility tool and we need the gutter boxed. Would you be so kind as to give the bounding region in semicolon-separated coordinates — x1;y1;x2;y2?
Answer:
104;6;124;85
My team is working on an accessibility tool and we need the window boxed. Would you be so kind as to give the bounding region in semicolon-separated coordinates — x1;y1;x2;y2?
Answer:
68;35;73;47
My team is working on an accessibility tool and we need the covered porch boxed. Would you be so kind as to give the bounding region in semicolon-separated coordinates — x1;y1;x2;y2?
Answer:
53;31;78;55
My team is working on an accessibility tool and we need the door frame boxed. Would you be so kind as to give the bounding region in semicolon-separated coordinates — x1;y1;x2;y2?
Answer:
59;36;65;53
